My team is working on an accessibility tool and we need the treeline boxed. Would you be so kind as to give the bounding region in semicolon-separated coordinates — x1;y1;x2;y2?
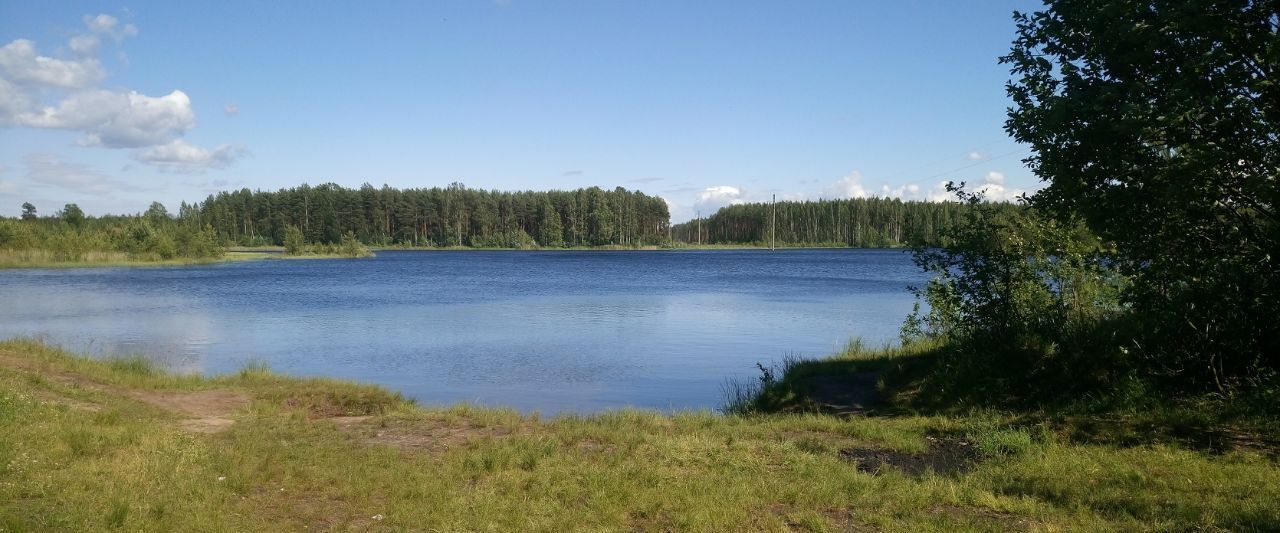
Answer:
190;183;670;248
0;202;223;265
671;197;1017;247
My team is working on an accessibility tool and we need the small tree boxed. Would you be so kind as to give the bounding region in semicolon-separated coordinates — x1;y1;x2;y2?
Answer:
58;204;85;228
145;202;169;225
20;202;36;220
283;224;306;255
338;231;371;257
538;200;563;247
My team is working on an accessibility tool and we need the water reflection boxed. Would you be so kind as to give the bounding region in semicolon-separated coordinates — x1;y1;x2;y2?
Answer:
0;249;925;413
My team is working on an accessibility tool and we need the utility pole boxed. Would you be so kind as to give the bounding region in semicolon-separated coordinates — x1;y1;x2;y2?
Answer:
770;194;776;251
697;210;702;246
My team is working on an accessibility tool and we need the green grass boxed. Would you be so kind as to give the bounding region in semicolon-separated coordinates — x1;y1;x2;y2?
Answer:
0;249;266;270
0;249;375;269
1;338;1276;531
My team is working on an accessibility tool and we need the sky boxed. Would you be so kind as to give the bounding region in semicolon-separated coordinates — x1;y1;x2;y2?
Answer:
0;0;1044;222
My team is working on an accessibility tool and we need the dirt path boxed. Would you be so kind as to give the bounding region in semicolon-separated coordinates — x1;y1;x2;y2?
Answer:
0;350;249;433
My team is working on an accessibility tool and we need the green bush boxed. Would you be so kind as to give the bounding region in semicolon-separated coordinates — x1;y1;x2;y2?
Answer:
904;184;1128;401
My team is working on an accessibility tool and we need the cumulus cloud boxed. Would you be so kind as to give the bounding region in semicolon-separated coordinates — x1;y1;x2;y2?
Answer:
822;171;870;199
878;183;922;199
17;89;195;148
0;14;240;172
0;39;104;89
967;151;985;161
697;185;743;204
971;171;1028;202
24;153;144;194
689;185;747;216
135;140;243;172
0;78;36;122
68;14;137;55
816;169;1031;204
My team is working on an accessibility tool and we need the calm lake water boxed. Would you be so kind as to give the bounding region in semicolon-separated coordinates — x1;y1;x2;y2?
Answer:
0;249;926;413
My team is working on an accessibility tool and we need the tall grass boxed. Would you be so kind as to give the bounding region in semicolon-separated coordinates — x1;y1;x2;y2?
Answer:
1;338;1278;530
721;354;802;415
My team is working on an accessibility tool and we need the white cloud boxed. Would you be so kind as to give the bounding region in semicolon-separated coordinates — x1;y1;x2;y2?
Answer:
24;152;143;194
822;171;870;199
135;140;243;172
0;39;104;89
0;14;240;171
69;14;138;55
697;185;742;203
878;183;922;199
818;169;1028;204
692;185;746;215
926;181;956;202
967;151;985;161
16;89;195;148
0;78;34;122
86;14;137;38
224;103;239;116
972;171;1027;202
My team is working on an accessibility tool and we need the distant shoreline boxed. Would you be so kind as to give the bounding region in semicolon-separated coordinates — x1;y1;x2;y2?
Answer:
0;244;911;270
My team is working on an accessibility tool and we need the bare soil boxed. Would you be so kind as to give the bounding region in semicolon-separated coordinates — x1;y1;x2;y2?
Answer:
839;436;980;477
0;350;248;433
341;417;523;451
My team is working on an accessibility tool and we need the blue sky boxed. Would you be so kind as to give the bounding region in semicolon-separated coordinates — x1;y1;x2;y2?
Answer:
1;0;1042;221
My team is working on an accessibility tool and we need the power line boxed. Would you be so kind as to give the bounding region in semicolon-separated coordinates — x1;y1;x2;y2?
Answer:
914;147;1032;183
907;138;1017;174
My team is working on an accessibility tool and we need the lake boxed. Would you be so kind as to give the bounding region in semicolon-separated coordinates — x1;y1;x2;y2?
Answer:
0;249;927;413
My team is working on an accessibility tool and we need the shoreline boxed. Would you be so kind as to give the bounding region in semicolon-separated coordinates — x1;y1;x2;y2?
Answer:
0;337;1275;530
0;245;908;269
0;250;370;270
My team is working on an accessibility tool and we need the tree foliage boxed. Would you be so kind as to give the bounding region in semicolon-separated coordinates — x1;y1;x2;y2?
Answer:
283;225;306;255
58;204;84;228
1003;0;1279;390
671;197;1010;247
0;210;222;263
904;184;1126;398
191;183;669;248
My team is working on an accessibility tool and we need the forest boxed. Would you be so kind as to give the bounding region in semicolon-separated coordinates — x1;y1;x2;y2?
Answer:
0;202;223;266
4;183;1013;262
670;197;1020;247
192;183;671;248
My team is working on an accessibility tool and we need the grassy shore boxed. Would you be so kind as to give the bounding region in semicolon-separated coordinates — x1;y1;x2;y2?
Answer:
0;249;277;270
0;249;375;269
1;338;1276;531
369;244;874;252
